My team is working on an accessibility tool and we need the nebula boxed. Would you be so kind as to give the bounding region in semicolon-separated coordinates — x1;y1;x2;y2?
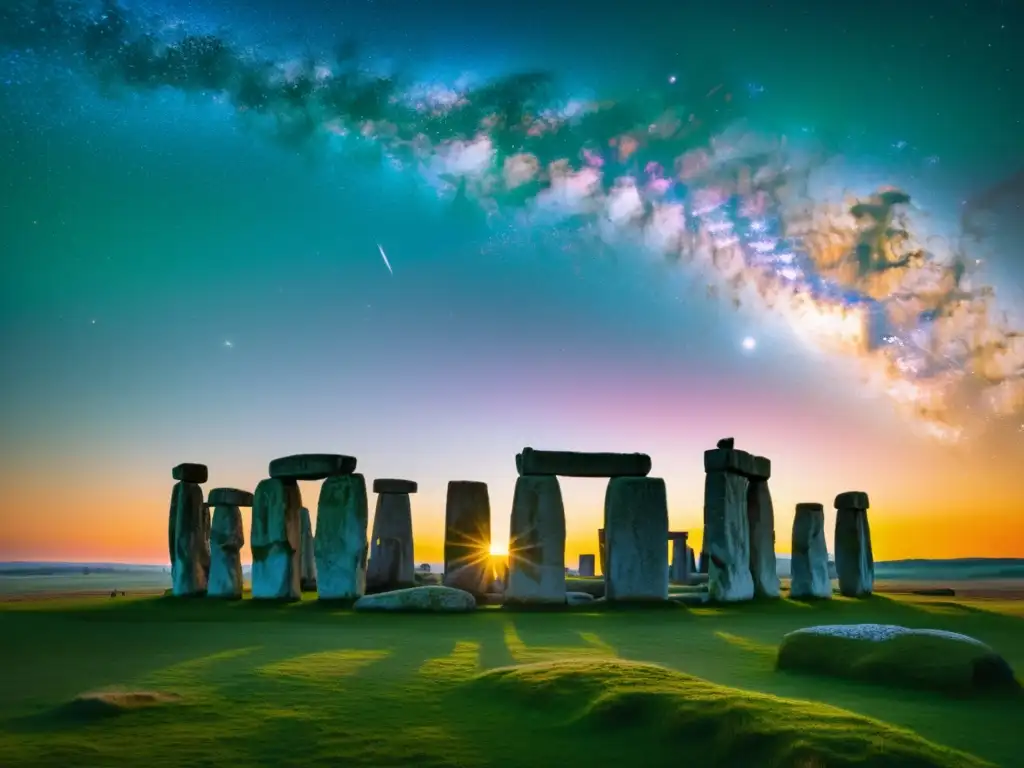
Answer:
3;0;1022;442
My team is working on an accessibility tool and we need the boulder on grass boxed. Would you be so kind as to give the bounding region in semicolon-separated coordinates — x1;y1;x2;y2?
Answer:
777;624;1020;696
353;585;476;612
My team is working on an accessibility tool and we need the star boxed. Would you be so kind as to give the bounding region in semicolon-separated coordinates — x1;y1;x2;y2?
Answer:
223;340;234;349
741;336;757;352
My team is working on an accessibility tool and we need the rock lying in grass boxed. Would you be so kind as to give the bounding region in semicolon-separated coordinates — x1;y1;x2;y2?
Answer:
466;659;989;767
777;623;1021;695
566;591;595;606
353;585;476;612
62;691;181;720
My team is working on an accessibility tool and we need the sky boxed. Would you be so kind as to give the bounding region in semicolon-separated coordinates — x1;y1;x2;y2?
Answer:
1;0;1023;568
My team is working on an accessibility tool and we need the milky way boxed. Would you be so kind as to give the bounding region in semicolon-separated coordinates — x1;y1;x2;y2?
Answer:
3;0;1022;442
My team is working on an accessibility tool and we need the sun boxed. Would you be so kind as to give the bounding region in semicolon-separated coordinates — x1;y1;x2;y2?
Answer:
489;543;509;557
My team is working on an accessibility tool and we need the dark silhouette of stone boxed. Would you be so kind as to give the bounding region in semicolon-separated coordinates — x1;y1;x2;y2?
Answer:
578;554;596;577
443;481;491;596
834;492;874;597
367;491;415;592
269;453;357;481
703;447;770;480
372;478;418;494
172;463;208;484
598;528;607;576
517;447;652;478
716;437;735;449
506;475;566;605
299;506;317;591
207;487;254;507
669;531;690;583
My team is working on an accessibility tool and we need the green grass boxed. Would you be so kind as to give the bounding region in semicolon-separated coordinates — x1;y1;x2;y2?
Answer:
1;593;1021;767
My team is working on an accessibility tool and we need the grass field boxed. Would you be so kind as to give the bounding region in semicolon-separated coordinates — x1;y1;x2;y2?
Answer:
1;592;1021;767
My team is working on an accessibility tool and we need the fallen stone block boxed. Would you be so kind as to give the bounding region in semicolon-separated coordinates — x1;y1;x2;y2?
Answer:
353;585;476;612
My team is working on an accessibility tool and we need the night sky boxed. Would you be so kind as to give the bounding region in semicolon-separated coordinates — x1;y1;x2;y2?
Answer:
1;0;1022;566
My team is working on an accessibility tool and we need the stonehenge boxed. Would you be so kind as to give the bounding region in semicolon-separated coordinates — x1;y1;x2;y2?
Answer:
790;503;832;599
604;477;669;601
506;474;567;605
598;528;607;576
315;472;369;601
834;491;874;597
517;447;652;478
578;554;596;578
747;469;780;598
367;479;418;593
299;507;317;592
669;531;690;584
251;478;302;600
169;463;210;597
443;481;492;597
207;487;252;599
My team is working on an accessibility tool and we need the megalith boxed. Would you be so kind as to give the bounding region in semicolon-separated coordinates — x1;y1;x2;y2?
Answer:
687;546;697;576
443;480;492;597
315;473;369;601
299;506;317;592
367;478;418;593
169;463;210;597
250;478;302;600
598;528;607;576
746;462;780;598
604;477;669;601
517;447;652;478
834;491;874;597
207;487;252;599
505;475;567;605
669;531;690;584
790;503;832;599
703;440;754;602
578;554;596;578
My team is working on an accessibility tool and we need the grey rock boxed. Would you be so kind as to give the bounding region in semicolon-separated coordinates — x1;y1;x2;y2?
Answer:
669;533;690;584
671;591;710;606
687;546;697;576
207;487;254;507
314;473;369;601
835;506;874;597
505;475;567;605
704;471;754;602
299;506;317;592
790;503;832;599
578;554;596;577
598;528;607;576
353;585;476;612
566;591;595;606
171;481;210;596
251;478;302;600
172;463;208;484
367;492;416;591
747;479;780;598
269;453;357;481
834;490;870;510
604;477;670;601
372;478;418;494
703;448;770;480
208;504;244;599
517;447;651;478
443;481;491;596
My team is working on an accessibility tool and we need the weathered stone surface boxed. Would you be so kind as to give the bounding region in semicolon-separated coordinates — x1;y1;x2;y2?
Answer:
269;453;357;481
578;554;596;578
506;475;567;605
443;481;491;596
353;585;476;612
372;478;418;494
299;506;317;591
835;507;874;597
315;474;369;600
367;492;415;592
834;491;870;510
704;471;754;602
703;449;770;480
597;528;607;576
208;504;244;599
518;447;651;478
566;591;595;606
604;477;670;601
207;487;254;507
790;503;832;599
250;478;302;600
171;482;210;596
172;463;208;484
669;534;690;584
747;479;780;598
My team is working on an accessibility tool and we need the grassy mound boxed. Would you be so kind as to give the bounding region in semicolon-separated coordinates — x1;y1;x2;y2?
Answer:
468;659;987;767
59;690;182;720
777;626;1021;696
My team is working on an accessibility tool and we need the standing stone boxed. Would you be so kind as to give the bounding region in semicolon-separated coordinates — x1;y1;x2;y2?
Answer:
315;473;369;601
171;480;210;596
698;549;709;574
704;447;753;602
443;481;492;596
367;490;416;592
687;546;697;575
578;554;596;578
604;477;669;601
834;491;874;597
299;507;318;592
208;503;245;599
250;478;302;600
168;483;180;586
790;503;832;599
505;475;567;605
598;528;607;576
669;532;690;584
747;479;780;598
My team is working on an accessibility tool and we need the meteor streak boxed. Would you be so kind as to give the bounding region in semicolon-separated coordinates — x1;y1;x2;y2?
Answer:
377;243;394;275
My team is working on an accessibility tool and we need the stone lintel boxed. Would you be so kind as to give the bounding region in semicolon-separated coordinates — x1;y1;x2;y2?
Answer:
269;453;357;481
373;478;418;495
517;447;652;478
207;487;254;507
172;463;208;484
667;531;689;541
703;449;771;479
834;491;870;510
795;502;824;513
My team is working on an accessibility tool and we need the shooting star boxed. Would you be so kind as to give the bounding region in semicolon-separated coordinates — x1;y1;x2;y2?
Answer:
377;243;394;275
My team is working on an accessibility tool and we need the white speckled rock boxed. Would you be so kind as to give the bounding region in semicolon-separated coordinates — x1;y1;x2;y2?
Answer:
314;473;369;601
250;478;302;601
207;504;244;599
834;502;874;597
505;475;567;605
299;506;317;592
367;492;415;591
604;477;669;602
704;471;753;602
353;585;476;612
789;624;987;645
790;503;832;599
171;482;210;597
747;479;780;598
